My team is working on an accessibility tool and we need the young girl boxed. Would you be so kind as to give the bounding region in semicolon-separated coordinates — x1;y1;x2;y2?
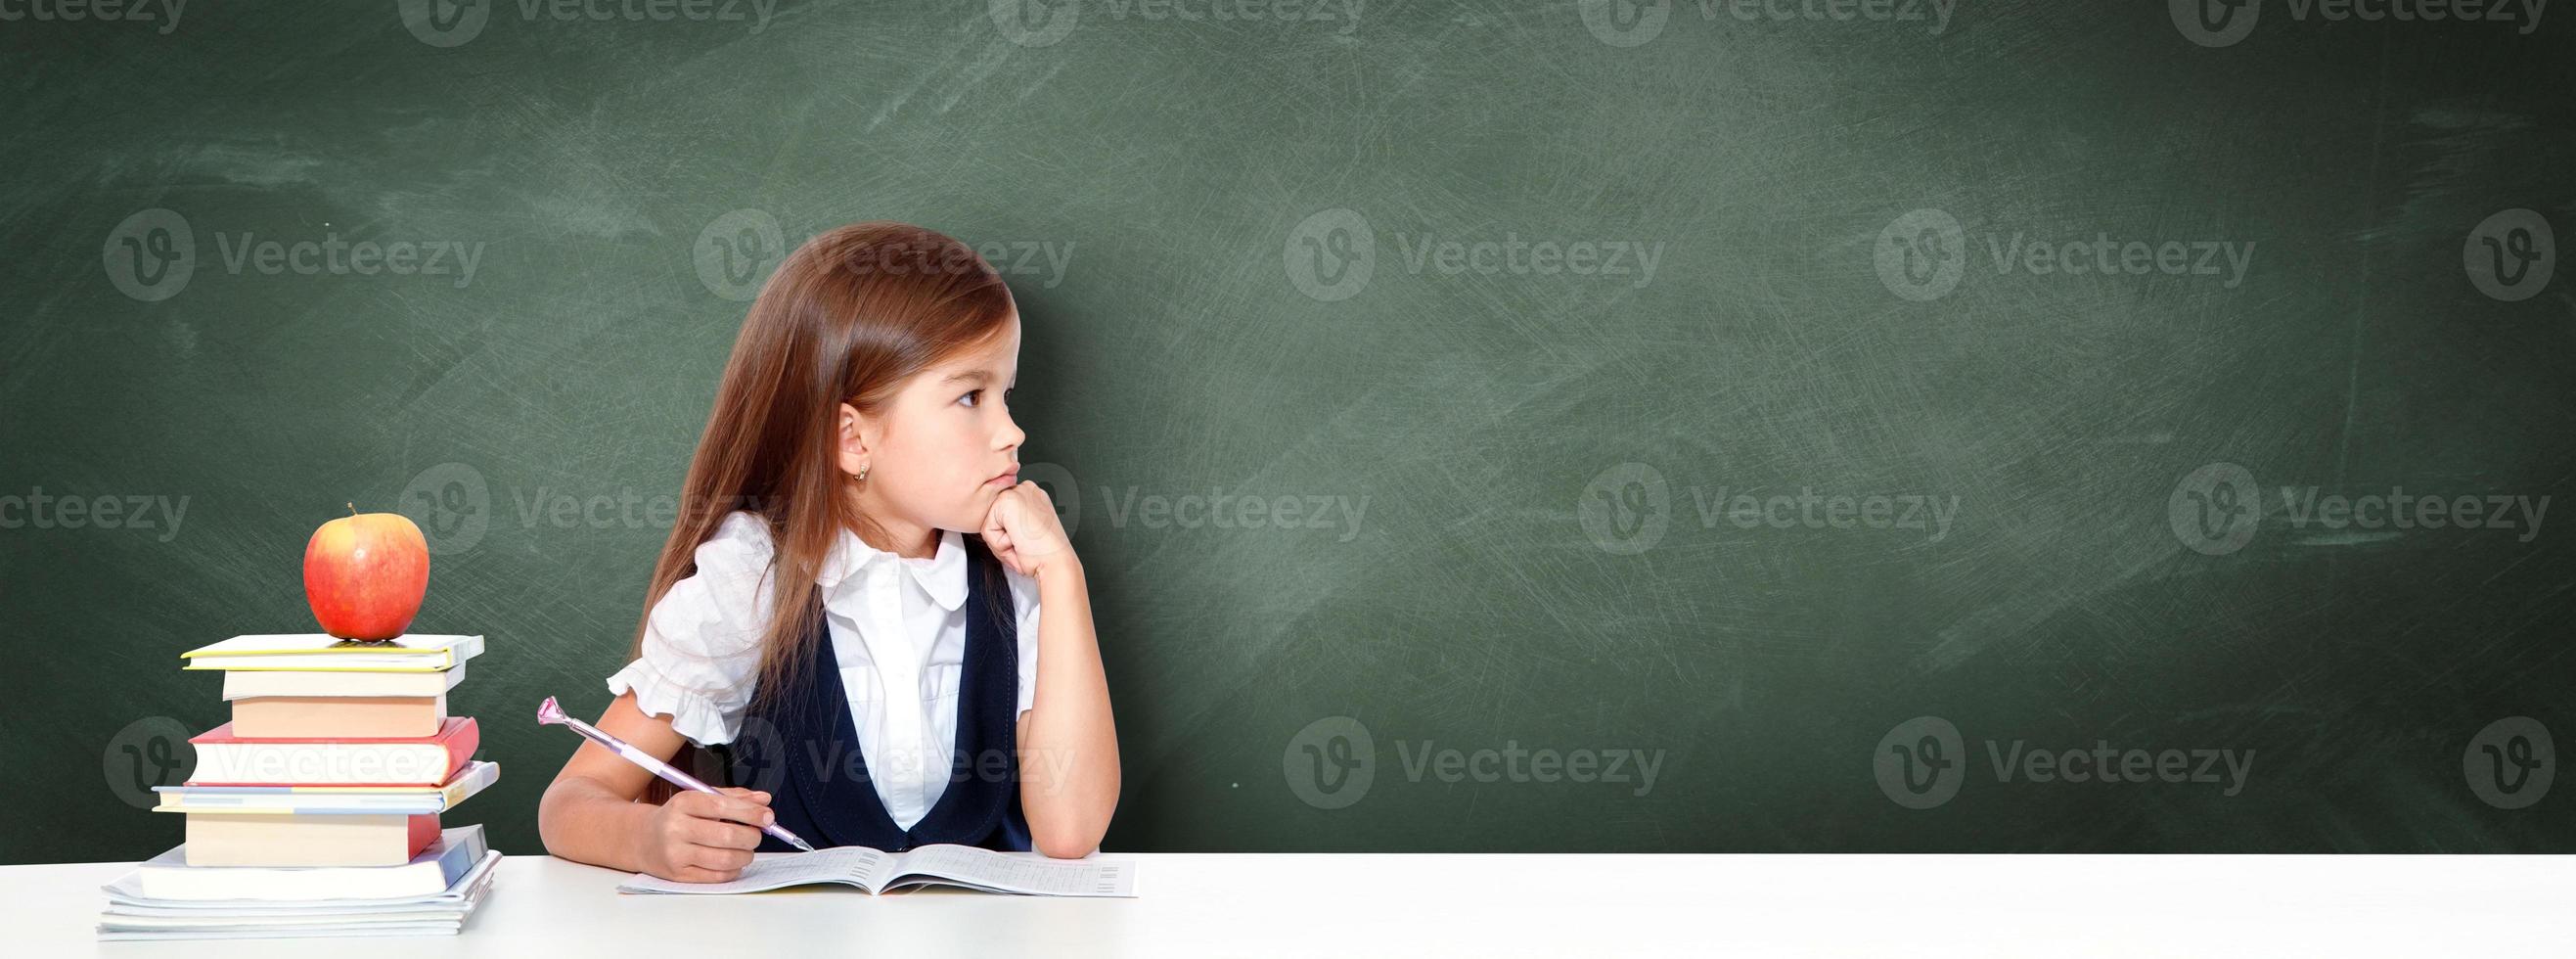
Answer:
539;223;1118;883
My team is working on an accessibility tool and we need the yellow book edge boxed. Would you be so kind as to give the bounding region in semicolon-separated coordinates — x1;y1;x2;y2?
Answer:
179;637;479;659
183;661;454;673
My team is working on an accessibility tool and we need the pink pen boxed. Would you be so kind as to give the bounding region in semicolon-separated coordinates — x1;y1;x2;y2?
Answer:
536;696;817;852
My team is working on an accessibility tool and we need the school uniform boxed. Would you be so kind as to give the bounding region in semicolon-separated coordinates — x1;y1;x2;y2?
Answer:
606;511;1041;852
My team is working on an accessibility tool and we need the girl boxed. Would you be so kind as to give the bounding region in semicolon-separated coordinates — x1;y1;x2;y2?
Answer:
539;223;1118;883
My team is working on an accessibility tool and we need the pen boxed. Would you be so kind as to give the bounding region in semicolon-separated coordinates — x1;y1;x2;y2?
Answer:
536;695;817;852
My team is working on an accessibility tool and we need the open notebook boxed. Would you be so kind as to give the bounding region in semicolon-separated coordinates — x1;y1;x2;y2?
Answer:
617;845;1137;897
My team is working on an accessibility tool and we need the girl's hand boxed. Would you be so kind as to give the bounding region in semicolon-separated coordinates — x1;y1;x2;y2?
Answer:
635;787;772;884
981;480;1077;579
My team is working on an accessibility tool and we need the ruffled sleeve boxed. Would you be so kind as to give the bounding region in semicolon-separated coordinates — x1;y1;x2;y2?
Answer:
605;512;779;747
1005;566;1043;717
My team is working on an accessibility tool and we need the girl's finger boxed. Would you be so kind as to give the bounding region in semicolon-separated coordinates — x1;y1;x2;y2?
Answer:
1015;479;1053;511
689;817;763;850
1003;485;1042;531
674;865;741;885
994;483;1063;557
693;845;756;872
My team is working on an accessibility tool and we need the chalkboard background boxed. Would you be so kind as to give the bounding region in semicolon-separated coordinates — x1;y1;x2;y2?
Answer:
4;2;2569;864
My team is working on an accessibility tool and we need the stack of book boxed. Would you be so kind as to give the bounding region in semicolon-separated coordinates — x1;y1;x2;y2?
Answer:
98;634;501;941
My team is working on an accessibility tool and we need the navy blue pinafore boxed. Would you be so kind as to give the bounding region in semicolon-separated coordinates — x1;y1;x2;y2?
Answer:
723;533;1032;853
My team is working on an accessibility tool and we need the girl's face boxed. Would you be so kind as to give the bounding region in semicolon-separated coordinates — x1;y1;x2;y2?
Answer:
840;314;1025;551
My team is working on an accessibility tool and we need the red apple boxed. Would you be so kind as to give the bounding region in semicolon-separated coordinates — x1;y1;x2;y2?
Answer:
303;506;429;640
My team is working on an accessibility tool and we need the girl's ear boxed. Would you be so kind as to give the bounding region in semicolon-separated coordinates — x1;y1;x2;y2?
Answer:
836;403;874;479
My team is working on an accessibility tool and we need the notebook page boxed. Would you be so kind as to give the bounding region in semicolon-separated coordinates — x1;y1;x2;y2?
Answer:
616;846;889;894
885;845;1138;897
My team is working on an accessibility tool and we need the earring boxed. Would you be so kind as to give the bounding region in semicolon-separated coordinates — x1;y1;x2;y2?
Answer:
855;466;869;482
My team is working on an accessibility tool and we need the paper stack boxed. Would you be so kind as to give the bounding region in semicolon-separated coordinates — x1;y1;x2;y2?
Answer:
98;634;501;940
99;826;498;940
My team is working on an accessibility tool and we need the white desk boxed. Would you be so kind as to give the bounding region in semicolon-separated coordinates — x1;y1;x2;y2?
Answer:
11;852;2571;956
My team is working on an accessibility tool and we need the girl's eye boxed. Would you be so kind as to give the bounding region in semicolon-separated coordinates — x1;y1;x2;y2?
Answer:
959;389;982;408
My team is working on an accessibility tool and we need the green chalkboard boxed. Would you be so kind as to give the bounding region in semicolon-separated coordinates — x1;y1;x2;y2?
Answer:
4;2;2570;863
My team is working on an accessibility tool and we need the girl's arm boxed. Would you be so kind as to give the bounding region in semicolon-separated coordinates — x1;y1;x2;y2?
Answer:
539;695;773;882
1016;556;1122;858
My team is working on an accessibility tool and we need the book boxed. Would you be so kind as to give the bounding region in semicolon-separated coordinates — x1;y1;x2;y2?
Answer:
232;693;445;738
184;812;440;867
99;922;475;941
616;845;1138;897
100;839;501;940
106;855;496;916
154;760;497;815
103;916;475;935
181;634;484;672
122;824;490;901
221;662;468;700
186;716;477;786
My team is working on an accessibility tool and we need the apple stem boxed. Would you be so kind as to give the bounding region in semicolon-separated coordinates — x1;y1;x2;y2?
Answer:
346;502;356;516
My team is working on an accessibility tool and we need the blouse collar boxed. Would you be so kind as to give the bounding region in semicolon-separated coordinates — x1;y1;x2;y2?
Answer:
815;526;968;613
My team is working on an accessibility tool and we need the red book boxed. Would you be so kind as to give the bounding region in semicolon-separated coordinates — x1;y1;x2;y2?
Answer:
187;716;478;787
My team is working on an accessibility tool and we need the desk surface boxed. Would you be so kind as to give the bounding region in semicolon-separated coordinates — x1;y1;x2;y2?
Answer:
11;852;2572;956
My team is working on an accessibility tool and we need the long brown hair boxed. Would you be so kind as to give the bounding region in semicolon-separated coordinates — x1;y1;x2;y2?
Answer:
633;222;1017;790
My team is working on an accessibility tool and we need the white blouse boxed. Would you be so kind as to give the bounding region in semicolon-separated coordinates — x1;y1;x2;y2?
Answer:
606;511;1041;831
